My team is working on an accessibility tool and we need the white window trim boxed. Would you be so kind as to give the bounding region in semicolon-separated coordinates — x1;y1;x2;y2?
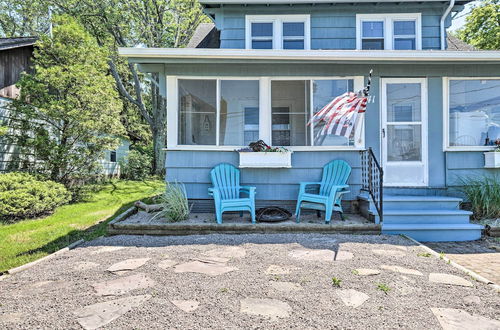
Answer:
245;15;311;50
166;75;364;151
443;77;500;152
356;13;422;50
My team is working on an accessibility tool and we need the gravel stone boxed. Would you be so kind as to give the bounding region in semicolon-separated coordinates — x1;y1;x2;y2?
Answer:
372;249;406;257
463;295;481;305
269;281;303;292
1;233;498;329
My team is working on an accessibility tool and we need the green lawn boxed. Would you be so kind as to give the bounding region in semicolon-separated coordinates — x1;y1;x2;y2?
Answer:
0;180;164;273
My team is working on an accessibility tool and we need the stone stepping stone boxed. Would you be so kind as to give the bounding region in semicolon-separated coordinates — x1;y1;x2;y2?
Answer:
463;295;481;305
240;298;292;319
334;251;354;261
372;249;406;257
428;273;473;287
93;273;155;296
74;262;99;271
270;281;303;292
289;249;335;262
171;300;199;313
336;289;369;308
158;259;177;269
74;294;151;330
174;260;237;276
0;312;25;323
431;308;500;330
265;265;291;275
354;268;381;276
91;246;125;255
204;246;246;259
107;258;150;274
381;265;423;276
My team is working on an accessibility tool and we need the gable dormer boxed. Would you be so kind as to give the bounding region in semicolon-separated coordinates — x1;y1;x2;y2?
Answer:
199;0;472;50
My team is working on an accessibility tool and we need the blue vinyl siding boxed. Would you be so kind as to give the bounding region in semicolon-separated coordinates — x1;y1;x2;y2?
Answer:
214;4;452;50
166;150;362;200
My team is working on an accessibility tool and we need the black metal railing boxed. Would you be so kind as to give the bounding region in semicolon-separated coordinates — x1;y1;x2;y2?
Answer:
360;147;383;223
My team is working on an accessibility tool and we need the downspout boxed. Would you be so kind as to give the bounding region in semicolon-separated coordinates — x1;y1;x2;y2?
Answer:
440;0;456;50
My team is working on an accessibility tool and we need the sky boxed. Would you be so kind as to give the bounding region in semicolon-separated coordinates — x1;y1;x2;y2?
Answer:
449;1;477;31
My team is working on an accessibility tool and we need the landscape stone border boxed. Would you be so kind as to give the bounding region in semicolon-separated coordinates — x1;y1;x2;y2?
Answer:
1;238;85;278
403;235;500;293
108;205;380;236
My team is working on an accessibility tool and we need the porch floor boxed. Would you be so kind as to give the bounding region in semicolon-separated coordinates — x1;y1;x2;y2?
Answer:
109;211;378;236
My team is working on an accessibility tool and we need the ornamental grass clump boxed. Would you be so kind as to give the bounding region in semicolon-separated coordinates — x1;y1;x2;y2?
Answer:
155;182;190;222
458;174;500;220
0;172;71;221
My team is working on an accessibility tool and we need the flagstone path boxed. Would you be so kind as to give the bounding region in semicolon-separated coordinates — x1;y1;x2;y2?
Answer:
0;234;498;329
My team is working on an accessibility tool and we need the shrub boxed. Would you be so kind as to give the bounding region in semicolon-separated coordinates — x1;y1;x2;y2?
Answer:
458;174;500;220
0;172;71;221
119;150;153;181
154;182;190;222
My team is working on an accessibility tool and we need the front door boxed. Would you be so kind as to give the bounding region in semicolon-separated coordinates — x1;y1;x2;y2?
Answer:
381;78;428;186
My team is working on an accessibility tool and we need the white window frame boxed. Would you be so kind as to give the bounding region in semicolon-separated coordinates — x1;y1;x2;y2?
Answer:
245;15;311;50
443;77;500;151
356;13;422;50
166;76;364;151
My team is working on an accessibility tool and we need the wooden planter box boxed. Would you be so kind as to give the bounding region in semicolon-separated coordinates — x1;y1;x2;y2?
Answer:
484;151;500;168
238;151;292;168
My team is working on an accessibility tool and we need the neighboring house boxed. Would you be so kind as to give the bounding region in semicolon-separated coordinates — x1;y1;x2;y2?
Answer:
0;37;130;175
119;0;500;241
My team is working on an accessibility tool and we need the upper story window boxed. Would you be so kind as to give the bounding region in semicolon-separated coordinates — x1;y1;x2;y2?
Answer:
356;14;421;50
246;15;310;50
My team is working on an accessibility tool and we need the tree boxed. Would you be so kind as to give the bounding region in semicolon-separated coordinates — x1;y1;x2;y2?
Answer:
457;0;500;50
0;0;50;37
9;15;123;185
51;0;209;174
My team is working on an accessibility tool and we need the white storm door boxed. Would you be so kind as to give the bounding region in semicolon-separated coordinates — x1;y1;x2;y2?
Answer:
381;78;428;186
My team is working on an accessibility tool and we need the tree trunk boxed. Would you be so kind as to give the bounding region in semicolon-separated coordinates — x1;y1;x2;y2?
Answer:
151;76;167;175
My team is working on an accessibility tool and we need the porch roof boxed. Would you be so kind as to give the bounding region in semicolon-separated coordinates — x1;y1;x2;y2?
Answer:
119;48;500;64
199;0;472;5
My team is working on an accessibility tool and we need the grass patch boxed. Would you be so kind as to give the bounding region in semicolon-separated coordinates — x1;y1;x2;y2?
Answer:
377;283;391;294
0;180;163;273
331;277;342;287
417;252;432;258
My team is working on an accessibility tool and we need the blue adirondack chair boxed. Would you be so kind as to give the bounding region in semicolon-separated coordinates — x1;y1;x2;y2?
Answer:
295;160;351;224
208;163;256;224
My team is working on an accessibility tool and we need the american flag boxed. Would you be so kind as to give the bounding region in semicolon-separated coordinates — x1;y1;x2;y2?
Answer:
308;71;371;142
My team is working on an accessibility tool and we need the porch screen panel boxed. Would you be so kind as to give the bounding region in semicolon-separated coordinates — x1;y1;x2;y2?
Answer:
178;79;217;145
271;80;310;146
312;79;355;146
449;79;500;147
219;80;259;146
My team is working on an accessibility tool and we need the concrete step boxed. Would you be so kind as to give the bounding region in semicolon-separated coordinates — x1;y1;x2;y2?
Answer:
360;194;462;212
377;209;472;224
382;223;484;242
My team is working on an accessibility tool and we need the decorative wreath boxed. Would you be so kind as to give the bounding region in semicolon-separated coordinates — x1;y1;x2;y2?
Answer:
256;207;292;222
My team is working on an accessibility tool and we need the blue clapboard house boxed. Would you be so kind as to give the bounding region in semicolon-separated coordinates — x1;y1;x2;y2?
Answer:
119;0;500;241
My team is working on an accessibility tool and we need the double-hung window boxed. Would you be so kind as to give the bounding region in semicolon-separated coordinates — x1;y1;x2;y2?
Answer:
445;78;500;150
246;15;310;50
357;14;421;50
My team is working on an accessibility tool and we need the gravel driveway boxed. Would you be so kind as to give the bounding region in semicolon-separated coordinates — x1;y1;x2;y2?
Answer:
0;234;499;329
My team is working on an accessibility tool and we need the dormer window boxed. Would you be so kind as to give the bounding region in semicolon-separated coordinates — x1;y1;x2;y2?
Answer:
356;14;421;50
246;15;310;50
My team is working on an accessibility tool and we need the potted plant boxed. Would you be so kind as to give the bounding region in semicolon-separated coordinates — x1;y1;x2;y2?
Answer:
484;139;500;168
237;140;292;168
